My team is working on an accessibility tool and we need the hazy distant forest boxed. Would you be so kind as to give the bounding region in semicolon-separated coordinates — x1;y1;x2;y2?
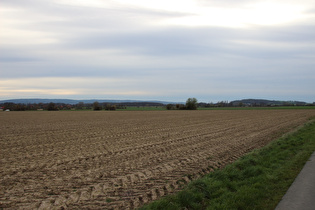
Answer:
1;98;314;111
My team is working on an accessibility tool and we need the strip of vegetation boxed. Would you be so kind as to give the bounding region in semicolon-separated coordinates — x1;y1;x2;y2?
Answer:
140;119;315;210
198;106;315;110
166;98;198;110
117;106;166;111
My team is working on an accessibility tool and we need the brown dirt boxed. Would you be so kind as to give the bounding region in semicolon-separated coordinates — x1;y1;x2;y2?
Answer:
1;110;315;209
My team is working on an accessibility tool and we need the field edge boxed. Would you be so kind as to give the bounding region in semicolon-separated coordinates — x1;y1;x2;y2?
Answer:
139;119;315;210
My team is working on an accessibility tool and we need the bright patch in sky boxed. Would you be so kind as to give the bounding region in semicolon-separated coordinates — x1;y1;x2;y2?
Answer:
164;3;307;27
57;0;310;27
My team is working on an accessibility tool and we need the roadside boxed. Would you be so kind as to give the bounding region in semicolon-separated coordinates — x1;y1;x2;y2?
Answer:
140;120;315;210
276;151;315;210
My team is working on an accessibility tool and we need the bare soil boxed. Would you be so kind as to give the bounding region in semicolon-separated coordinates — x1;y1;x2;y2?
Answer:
1;110;315;209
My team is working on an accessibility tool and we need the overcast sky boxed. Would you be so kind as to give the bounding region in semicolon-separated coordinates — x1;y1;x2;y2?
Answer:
1;0;315;103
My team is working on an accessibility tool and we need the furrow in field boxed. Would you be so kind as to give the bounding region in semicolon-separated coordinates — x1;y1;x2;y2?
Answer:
0;110;314;209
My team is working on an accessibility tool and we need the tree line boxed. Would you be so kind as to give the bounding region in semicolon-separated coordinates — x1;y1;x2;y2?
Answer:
0;102;126;111
2;97;313;111
166;98;198;110
0;101;163;111
0;98;199;111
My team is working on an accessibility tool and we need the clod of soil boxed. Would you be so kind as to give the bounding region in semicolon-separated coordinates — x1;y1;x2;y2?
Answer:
1;110;314;209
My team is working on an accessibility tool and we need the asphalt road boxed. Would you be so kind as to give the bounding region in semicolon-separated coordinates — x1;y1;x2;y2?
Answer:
275;151;315;210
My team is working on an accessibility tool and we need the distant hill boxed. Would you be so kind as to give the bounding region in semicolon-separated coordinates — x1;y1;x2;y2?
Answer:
0;98;176;105
230;99;308;106
0;98;310;106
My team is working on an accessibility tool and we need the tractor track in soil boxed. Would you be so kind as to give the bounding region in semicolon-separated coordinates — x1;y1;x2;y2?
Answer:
1;110;315;209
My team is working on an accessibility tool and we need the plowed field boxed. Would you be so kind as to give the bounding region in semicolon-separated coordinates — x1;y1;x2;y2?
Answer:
1;110;315;209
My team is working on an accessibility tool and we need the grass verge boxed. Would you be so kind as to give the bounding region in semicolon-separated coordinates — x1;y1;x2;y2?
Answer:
198;106;315;110
117;107;166;111
140;119;315;210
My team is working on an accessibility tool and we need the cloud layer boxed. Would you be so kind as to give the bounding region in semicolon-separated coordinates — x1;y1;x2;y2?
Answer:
1;0;315;102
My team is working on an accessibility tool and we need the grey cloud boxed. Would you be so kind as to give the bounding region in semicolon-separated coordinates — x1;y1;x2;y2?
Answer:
305;7;315;14
0;61;146;79
0;48;43;63
62;27;231;55
62;24;315;60
1;1;314;102
1;0;191;25
254;24;315;43
0;56;38;63
2;24;314;79
1;0;194;50
5;0;314;60
196;0;253;7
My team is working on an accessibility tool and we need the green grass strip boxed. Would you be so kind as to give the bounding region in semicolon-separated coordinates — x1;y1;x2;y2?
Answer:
198;106;315;110
140;120;315;210
115;107;166;111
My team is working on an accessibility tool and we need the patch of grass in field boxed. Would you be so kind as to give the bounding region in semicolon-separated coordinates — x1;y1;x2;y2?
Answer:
140;119;315;210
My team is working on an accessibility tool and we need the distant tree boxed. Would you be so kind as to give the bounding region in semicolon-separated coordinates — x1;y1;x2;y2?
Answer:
111;105;117;110
104;104;111;110
3;102;14;111
93;101;102;110
166;104;174;110
62;104;72;110
176;104;186;110
104;104;116;111
76;102;84;110
186;98;198;110
15;104;26;111
217;101;229;107
47;102;58;111
116;104;127;109
38;103;44;109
